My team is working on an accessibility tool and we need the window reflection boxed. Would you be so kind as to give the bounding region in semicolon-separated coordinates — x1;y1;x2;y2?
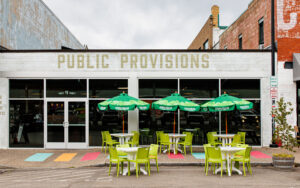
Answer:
221;79;260;98
221;100;261;145
89;79;128;98
9;100;44;147
46;79;86;98
180;101;219;145
10;80;43;98
89;100;128;146
139;79;177;98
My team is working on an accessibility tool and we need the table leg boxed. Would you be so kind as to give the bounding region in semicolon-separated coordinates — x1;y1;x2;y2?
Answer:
226;153;231;176
119;138;124;145
221;138;224;146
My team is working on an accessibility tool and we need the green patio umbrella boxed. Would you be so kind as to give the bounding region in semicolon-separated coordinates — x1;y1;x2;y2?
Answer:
152;92;200;134
201;93;253;134
98;92;150;133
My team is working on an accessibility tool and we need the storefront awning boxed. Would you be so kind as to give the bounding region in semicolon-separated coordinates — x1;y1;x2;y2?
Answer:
293;54;300;81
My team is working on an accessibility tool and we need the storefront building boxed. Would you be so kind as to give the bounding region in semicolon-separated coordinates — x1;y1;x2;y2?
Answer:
0;50;272;148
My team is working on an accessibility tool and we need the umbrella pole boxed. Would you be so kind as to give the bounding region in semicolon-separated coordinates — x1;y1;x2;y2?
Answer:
174;111;176;134
123;113;125;134
225;112;228;134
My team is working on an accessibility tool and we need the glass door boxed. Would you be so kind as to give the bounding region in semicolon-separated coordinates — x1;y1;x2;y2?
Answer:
45;99;87;148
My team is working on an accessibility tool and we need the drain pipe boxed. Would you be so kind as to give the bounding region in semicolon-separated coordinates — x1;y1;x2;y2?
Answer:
271;0;275;76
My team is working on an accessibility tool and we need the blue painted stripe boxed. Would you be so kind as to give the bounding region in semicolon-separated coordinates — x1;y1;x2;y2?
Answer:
25;153;53;162
192;153;205;159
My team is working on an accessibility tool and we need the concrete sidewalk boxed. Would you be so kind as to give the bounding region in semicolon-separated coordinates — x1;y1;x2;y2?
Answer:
0;147;299;169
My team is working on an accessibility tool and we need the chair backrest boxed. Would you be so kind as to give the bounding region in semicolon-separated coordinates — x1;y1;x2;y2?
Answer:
160;134;170;143
106;133;113;142
136;147;149;160
237;132;246;144
149;144;159;156
131;131;138;134
156;131;163;141
101;131;106;141
109;147;119;160
207;147;222;160
232;134;241;144
185;133;193;145
245;147;252;160
132;132;139;145
206;133;216;144
203;144;211;158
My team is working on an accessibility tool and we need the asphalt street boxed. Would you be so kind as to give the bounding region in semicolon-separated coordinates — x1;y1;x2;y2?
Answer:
0;166;299;188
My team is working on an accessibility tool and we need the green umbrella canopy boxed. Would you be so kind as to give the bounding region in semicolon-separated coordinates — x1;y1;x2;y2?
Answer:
98;93;150;111
152;93;200;112
201;94;253;112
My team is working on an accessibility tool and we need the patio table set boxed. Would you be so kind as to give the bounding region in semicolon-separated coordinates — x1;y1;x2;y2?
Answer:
205;132;252;177
97;91;254;177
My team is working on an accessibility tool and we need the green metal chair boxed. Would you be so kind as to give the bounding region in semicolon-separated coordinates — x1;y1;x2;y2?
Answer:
178;133;193;156
101;131;108;152
156;131;164;145
203;144;211;174
206;147;225;177
126;132;139;147
207;132;222;146
231;147;252;176
237;132;246;144
128;147;150;178
149;144;159;172
108;147;127;177
228;134;241;147
116;144;130;157
160;134;172;154
105;133;120;154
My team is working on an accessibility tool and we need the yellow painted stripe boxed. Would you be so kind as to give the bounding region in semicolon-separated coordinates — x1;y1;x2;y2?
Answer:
54;153;77;162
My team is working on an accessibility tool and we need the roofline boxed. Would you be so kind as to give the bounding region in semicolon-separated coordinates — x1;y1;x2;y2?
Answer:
0;49;271;53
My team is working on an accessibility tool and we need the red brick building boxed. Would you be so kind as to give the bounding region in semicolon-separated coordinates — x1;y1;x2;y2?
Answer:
189;0;300;130
218;0;300;62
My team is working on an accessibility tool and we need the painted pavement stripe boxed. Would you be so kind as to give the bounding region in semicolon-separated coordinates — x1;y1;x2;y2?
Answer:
54;153;77;162
25;153;53;162
192;153;205;159
251;151;271;159
168;153;184;159
80;152;100;161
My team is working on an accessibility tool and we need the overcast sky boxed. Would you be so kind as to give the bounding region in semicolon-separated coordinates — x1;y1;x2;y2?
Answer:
43;0;252;49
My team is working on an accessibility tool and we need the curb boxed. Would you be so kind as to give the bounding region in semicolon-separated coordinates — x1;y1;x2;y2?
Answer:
88;162;274;168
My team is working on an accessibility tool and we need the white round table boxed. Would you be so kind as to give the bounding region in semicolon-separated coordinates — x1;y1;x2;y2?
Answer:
167;134;186;154
116;147;147;176
214;134;235;146
110;133;133;145
215;147;246;176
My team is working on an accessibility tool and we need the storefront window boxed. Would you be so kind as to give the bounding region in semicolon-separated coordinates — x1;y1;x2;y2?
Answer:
221;79;260;98
10;80;43;98
9;100;44;147
138;100;178;145
180;79;218;98
89;100;128;146
89;79;128;98
220;100;261;145
179;101;219;145
46;79;87;98
139;79;177;98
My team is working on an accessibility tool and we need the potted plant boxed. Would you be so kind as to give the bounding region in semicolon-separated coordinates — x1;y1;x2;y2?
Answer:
271;97;298;169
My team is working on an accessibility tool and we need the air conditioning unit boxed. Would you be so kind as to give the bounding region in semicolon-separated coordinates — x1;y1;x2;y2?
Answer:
259;44;264;49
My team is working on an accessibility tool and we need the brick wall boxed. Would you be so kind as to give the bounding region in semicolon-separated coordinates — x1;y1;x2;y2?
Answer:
276;0;300;61
219;0;300;61
219;0;271;50
188;5;219;49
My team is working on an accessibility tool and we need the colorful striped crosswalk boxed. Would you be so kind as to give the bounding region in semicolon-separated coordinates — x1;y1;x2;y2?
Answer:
54;153;77;162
